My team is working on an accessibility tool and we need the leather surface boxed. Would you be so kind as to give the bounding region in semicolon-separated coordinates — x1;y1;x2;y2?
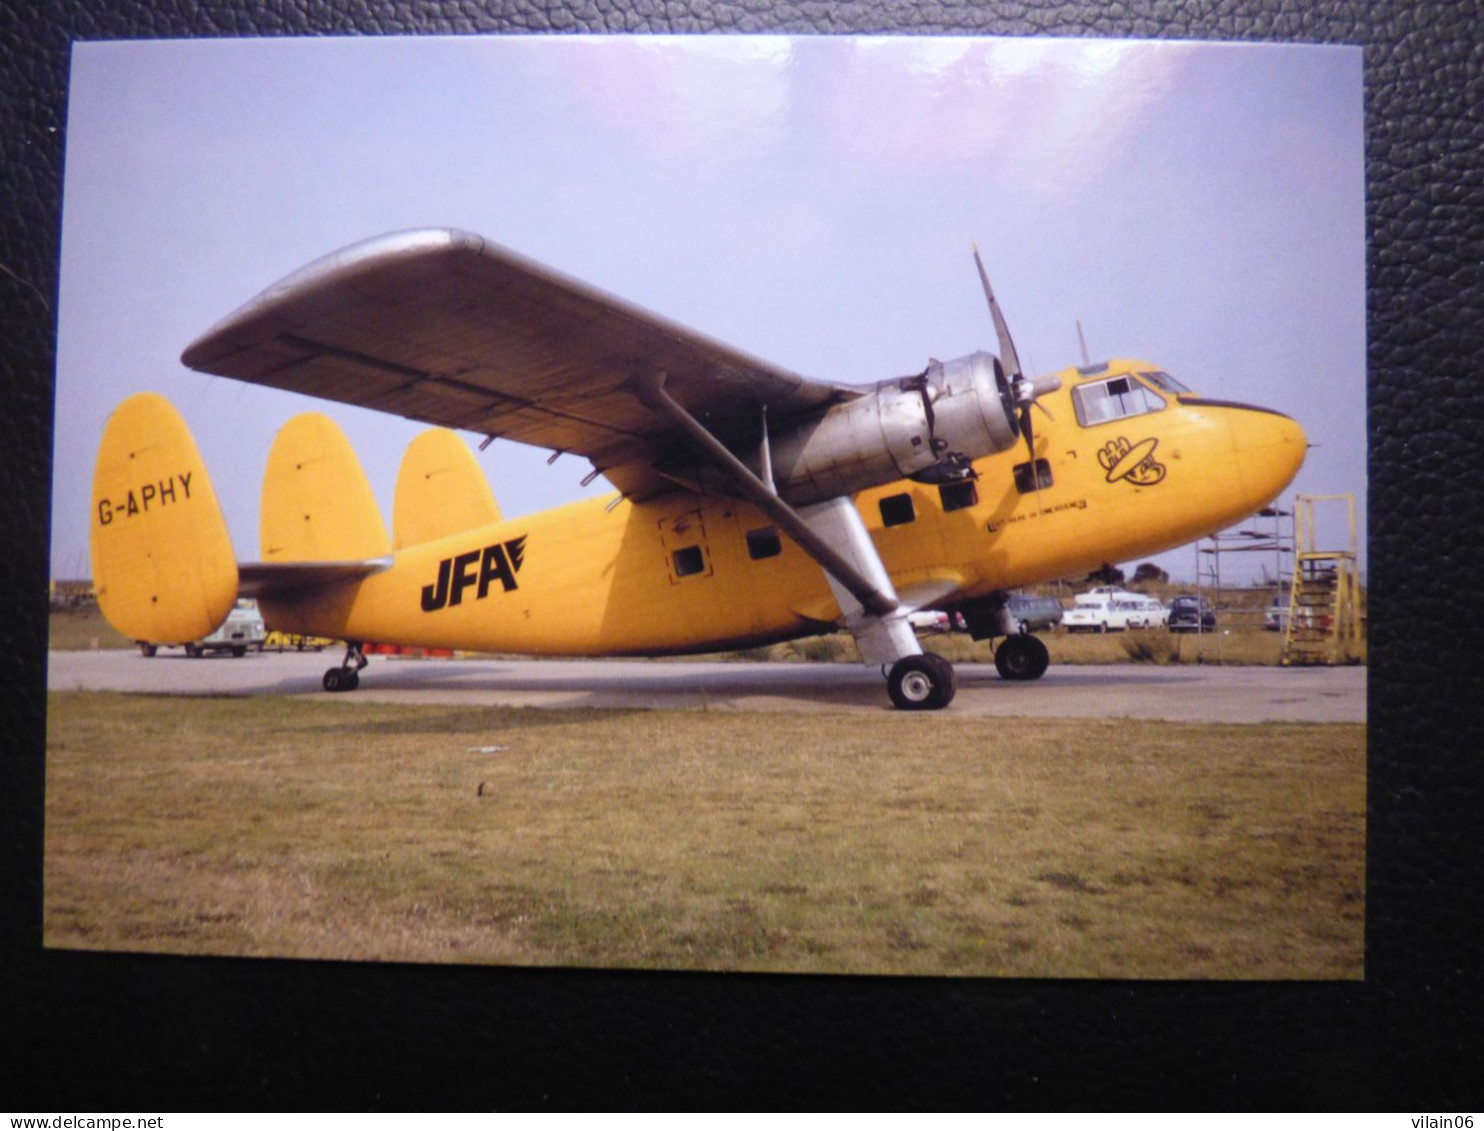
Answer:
4;1;1481;1109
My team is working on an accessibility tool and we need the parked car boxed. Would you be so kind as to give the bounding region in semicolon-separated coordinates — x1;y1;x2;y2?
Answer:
1064;587;1156;633
908;610;952;633
1006;593;1064;634
1167;594;1217;633
1115;595;1168;629
137;598;267;657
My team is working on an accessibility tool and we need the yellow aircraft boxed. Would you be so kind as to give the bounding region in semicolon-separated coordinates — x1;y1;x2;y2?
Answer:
89;229;1306;709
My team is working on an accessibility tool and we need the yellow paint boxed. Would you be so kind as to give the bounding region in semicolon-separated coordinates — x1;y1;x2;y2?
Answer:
392;428;501;550
97;362;1308;658
260;413;389;561
89;393;237;644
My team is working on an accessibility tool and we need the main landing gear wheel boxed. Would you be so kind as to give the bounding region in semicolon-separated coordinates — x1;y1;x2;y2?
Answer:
322;668;361;692
323;641;368;693
995;633;1049;681
887;652;957;711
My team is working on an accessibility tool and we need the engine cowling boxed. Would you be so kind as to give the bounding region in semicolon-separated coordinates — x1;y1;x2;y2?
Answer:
762;351;1022;505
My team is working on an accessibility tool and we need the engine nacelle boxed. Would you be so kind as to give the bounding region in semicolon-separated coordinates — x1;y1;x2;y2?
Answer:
763;351;1021;505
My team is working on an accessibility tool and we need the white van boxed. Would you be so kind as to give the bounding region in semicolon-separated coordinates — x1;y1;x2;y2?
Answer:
138;598;267;657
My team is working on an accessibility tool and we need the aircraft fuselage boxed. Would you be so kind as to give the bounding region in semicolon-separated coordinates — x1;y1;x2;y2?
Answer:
257;359;1307;655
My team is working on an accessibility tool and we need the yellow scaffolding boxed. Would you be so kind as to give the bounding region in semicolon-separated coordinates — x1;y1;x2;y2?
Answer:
1281;493;1364;666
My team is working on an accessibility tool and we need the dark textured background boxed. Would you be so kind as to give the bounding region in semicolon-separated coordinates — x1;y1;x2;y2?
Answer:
4;2;1480;1110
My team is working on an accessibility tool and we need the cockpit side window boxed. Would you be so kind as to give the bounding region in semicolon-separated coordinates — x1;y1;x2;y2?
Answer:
1139;370;1191;396
1072;375;1166;427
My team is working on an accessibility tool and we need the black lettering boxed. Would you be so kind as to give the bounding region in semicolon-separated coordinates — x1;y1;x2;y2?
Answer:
448;549;481;606
98;499;113;526
505;535;527;574
420;558;451;612
125;490;139;517
421;535;527;613
159;478;176;504
179;470;193;498
141;483;157;510
478;544;517;597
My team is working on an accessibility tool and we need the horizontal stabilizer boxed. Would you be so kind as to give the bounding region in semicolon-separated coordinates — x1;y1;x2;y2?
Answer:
90;394;238;644
238;558;393;599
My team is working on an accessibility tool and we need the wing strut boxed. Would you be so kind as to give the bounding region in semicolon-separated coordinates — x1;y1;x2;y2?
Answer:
632;372;920;662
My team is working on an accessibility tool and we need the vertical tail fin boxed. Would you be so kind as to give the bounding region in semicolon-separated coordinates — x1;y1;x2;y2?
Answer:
260;413;390;562
392;428;502;550
90;393;238;644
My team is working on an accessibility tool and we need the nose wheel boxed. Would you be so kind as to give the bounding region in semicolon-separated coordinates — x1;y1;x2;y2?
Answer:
887;652;957;710
323;641;368;692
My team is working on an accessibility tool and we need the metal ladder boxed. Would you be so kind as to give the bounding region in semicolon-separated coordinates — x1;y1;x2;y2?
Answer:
1281;494;1363;666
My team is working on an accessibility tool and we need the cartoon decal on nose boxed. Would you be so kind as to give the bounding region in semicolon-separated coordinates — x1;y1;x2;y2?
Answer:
1097;436;1166;487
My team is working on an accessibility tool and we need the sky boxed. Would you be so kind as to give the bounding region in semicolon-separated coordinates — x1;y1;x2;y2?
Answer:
53;35;1365;587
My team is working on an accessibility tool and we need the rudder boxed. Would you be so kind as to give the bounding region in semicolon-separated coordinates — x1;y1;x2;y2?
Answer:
392;428;502;550
90;393;238;644
261;413;390;561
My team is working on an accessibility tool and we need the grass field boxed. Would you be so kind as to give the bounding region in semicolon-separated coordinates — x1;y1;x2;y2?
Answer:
44;691;1364;978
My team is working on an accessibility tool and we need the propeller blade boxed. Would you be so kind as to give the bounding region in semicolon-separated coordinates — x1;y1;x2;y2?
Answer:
1076;319;1091;367
972;243;1024;382
973;245;1062;465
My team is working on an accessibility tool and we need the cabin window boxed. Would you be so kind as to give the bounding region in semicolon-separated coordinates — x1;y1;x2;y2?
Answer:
879;493;916;527
746;526;782;560
1013;459;1054;494
1072;375;1165;427
938;481;978;512
671;545;706;578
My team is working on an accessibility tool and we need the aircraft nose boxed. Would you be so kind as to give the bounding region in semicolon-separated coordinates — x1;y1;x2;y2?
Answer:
1228;405;1308;504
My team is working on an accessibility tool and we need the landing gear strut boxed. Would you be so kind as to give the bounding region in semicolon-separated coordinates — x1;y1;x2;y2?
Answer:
323;641;368;692
887;652;957;710
994;633;1049;681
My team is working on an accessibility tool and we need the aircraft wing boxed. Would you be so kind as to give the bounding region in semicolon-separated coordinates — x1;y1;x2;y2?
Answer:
181;228;860;501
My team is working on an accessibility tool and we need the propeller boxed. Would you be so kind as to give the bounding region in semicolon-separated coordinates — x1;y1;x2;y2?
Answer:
972;243;1061;464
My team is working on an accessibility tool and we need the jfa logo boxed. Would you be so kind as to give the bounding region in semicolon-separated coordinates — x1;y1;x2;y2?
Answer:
420;537;526;612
